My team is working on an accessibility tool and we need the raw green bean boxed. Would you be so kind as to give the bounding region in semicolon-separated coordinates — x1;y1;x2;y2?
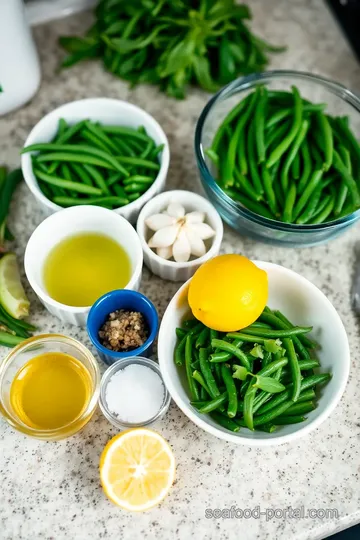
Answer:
57;120;87;144
234;170;262;202
267;86;303;168
101;125;157;143
107;172;124;187
34;169;102;195
36;151;118;171
310;193;336;224
70;162;93;186
53;196;128;207
280;119;309;192
238;128;248;175
185;335;200;401
227;191;274;220
81;128;113;153
296;184;323;224
210;412;240;432
197;392;227;414
262;166;278;216
316;112;333;171
210;94;252;152
122;175;154;186
254;86;268;163
293;169;323;220
211;339;251;370
333;150;360;206
83;164;110;194
199;347;220;398
291;151;301;179
116;156;160;170
297;139;313;192
248;122;264;194
84;121;119;153
282;183;297;223
221;364;238;418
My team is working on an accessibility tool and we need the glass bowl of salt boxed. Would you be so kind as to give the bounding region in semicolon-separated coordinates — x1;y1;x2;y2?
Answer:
99;357;171;429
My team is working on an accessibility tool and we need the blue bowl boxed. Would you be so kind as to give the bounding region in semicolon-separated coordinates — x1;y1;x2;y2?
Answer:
87;290;159;365
195;70;360;247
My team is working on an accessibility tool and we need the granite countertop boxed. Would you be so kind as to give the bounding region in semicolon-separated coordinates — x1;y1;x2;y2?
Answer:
1;0;360;539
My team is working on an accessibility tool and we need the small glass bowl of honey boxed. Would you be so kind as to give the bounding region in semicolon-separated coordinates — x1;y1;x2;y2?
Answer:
0;334;100;440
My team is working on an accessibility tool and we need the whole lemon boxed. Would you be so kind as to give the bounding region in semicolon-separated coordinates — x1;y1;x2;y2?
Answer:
188;254;268;332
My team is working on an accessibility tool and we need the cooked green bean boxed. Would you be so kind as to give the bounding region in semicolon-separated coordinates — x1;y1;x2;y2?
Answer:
275;415;306;425
211;338;251;370
221;364;238;418
241;325;312;338
199;347;220;398
210;412;240;432
197;392;228;414
282;337;301;402
192;370;211;396
185;335;200;401
283;400;315;415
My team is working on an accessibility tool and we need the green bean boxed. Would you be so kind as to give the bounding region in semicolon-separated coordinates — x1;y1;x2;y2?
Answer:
107;172;124;187
210;351;232;363
254;86;268;163
310;194;336;223
227;191;274;220
234;170;262;202
293;169;323;220
57;120;87;144
175;322;203;365
36;151;117;171
275;415;306;425
101;125;156;144
280;119;309;192
291;151;301;179
282;337;301;401
112;184;129;201
221;364;238;418
247;122;264;194
316;112;333;171
282;183;297;223
53;196;127;207
266;103;326;129
259;312;309;359
210;95;252;152
0;331;25;347
296;184;323;224
122;175;153;186
238;128;248;175
262;165;278;216
211;338;251;370
254;399;294;426
83;164;110;194
241;325;312;338
185;335;200;401
176;327;187;339
70;162;93;186
192;370;211;396
34;169;102;195
116;156;160;171
283;400;315;415
333;150;360;206
210;412;240;432
81;128;114;153
195;328;210;349
199;347;220;398
197;392;228;414
297;139;313;192
272;311;318;350
267;86;303;168
84;121;119;153
252;367;282;414
265;120;291;152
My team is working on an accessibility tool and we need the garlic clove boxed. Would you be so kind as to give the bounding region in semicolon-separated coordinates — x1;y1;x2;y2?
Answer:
187;222;216;240
172;228;191;262
145;213;176;231
148;224;180;248
185;226;206;258
167;202;185;219
156;246;173;260
185;211;205;224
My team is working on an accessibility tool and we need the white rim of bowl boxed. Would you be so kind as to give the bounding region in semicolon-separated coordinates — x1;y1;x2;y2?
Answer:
21;98;170;214
158;261;350;446
24;206;143;313
136;190;224;268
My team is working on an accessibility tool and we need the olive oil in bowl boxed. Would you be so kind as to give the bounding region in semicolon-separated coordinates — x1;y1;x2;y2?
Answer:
43;233;131;307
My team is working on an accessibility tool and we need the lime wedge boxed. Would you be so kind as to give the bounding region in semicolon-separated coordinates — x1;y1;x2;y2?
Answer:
0;253;30;319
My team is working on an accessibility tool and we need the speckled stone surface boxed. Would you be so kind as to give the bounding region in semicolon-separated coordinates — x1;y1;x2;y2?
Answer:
1;0;360;538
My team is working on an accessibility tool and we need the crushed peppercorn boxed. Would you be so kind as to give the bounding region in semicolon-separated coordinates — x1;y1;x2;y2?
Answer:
98;310;149;352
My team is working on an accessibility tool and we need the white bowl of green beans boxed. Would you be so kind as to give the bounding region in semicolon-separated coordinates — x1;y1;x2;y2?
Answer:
158;261;350;446
21;98;170;223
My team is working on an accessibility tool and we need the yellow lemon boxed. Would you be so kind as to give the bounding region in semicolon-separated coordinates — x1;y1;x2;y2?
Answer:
188;254;268;332
100;428;175;512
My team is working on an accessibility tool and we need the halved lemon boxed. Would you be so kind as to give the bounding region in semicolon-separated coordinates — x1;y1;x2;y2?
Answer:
100;428;175;512
0;253;30;319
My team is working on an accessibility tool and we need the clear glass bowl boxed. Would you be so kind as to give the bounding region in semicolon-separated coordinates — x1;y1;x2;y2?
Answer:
195;70;360;247
99;357;171;430
0;334;100;440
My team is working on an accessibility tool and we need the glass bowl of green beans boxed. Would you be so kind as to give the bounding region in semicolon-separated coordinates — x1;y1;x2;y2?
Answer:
195;70;360;246
21;98;170;224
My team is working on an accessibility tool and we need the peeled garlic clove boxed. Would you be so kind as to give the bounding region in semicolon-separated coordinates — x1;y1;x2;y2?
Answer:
187;222;216;240
156;246;173;260
172;228;191;262
167;202;185;219
185;211;205;224
148;224;180;248
145;213;176;231
185;227;206;258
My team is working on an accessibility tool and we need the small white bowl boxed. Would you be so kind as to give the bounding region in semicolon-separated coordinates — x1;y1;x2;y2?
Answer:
21;98;170;223
136;190;223;282
24;205;143;326
158;261;350;446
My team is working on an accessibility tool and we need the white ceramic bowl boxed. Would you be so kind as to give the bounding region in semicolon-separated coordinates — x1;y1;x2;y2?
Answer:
24;205;143;326
21;98;170;223
158;261;350;446
136;190;223;282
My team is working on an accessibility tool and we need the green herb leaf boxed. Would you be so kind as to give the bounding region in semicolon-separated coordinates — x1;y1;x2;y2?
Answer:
264;339;282;354
232;365;249;381
253;376;286;393
250;344;264;359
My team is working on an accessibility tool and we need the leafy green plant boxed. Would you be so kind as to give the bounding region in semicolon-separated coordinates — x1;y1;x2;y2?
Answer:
60;0;285;99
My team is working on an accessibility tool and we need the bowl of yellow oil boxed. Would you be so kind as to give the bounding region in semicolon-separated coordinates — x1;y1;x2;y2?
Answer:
24;205;143;326
0;334;100;440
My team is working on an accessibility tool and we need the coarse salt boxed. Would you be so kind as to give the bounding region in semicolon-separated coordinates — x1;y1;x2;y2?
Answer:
105;364;165;423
